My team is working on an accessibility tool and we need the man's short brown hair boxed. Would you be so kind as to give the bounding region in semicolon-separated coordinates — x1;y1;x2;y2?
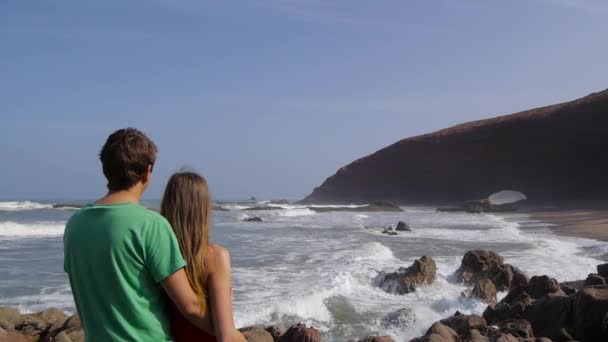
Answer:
99;128;158;191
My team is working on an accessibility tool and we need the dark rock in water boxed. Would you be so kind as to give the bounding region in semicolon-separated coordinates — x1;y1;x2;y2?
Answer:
382;308;415;328
572;285;608;341
309;201;403;213
243;217;263;222
212;205;229;211
277;323;321;342
584;273;607;286
240;326;274;342
453;250;524;291
597;263;608;277
395;221;411;231
375;256;436;295
439;312;486;337
483;290;533;325
270;199;291;205
381;226;398;235
467;279;498;304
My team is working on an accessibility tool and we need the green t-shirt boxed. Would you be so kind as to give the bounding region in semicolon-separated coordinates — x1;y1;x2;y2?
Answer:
63;202;186;342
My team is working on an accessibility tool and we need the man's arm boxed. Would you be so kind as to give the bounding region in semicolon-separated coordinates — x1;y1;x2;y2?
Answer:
162;268;212;332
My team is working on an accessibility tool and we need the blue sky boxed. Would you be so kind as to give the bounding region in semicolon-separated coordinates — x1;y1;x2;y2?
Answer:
1;0;607;200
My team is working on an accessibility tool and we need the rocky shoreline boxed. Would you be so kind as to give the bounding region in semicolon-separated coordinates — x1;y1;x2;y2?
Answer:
4;249;607;341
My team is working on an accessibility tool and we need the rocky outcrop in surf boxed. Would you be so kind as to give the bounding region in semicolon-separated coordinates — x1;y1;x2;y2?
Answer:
374;256;437;294
301;88;608;205
453;250;528;292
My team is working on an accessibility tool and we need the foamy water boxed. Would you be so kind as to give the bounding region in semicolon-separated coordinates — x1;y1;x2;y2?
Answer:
0;201;606;341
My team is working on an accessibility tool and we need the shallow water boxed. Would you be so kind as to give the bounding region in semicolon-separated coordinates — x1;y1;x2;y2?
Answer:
1;200;607;341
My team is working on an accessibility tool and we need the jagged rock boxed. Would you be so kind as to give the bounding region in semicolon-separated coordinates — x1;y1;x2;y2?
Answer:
395;221;411;231
241;326;274;342
439;312;486;336
525;276;562;299
584;274;607;286
496;319;534;339
453;250;523;291
468;329;489;342
572;285;608;341
422;322;459;342
598;264;608;278
523;292;573;341
560;280;584;296
265;325;284;342
277;323;321;342
483;290;533;324
382;308;415;328
243;217;263;222
469;279;498;304
375;256;436;294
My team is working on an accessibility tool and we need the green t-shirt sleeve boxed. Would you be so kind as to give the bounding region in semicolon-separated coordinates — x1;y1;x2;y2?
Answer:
144;217;187;283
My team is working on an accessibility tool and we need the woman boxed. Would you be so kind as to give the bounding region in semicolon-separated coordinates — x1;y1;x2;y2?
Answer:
161;171;245;342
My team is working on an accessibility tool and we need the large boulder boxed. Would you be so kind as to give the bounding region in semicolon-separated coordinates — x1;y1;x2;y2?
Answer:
523;292;573;341
353;335;395;342
439;312;486;337
410;322;459;342
597;263;608;278
584;274;607;286
453;250;525;291
572;285;608;341
0;307;21;328
375;256;436;295
277;323;321;342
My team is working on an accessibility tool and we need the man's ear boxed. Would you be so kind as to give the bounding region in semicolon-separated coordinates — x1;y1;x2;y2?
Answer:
142;164;153;185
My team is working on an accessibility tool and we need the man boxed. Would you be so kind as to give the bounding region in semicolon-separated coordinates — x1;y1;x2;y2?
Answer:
64;128;209;341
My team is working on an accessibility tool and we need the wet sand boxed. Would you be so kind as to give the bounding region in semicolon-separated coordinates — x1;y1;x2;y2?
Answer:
529;209;608;242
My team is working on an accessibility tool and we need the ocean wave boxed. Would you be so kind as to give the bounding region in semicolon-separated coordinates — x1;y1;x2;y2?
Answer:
0;201;53;211
0;221;65;237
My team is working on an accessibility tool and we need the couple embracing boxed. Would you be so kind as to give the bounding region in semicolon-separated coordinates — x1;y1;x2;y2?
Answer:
64;128;245;342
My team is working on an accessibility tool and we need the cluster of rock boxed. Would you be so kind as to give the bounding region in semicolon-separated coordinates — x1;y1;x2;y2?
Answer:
240;323;322;342
374;256;437;294
382;221;411;235
0;307;83;342
454;250;528;303
409;249;608;341
243;216;263;222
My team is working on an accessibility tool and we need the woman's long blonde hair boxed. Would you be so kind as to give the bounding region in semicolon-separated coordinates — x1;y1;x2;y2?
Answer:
161;171;211;313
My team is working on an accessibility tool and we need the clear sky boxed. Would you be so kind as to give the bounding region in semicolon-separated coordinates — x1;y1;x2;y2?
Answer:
1;0;607;200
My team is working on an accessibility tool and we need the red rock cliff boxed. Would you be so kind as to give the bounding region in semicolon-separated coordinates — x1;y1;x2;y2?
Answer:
302;89;608;205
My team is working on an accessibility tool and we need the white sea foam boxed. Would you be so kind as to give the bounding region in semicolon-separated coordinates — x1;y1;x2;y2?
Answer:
0;221;65;237
0;201;52;211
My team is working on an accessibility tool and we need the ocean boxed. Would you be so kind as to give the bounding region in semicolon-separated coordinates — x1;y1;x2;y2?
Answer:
1;200;606;341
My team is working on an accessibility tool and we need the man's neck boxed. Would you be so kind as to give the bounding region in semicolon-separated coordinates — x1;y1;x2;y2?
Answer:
96;187;144;205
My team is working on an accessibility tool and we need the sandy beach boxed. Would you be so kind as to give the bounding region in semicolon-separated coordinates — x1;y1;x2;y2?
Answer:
530;209;608;242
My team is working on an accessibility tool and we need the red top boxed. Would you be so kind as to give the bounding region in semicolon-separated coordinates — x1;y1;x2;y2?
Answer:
171;306;217;342
171;243;217;342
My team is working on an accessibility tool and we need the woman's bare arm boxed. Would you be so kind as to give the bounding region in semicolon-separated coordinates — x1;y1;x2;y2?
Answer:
208;246;245;342
162;268;212;332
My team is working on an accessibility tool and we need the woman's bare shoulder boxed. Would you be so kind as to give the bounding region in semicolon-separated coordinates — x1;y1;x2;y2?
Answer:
206;243;231;272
